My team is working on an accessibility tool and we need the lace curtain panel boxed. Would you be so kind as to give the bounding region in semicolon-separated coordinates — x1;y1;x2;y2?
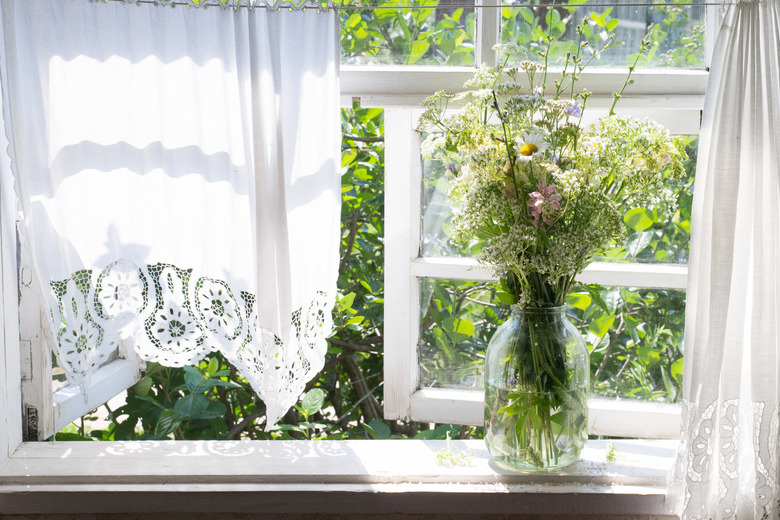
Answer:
668;0;780;518
0;0;341;426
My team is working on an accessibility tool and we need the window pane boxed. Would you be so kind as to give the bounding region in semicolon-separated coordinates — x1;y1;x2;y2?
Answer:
339;2;476;65
422;137;697;264
570;285;685;403
501;1;706;68
418;278;496;389
596;136;697;264
418;279;685;403
421;152;478;257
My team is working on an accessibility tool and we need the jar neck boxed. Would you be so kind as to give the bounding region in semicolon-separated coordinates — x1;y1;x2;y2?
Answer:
510;305;567;319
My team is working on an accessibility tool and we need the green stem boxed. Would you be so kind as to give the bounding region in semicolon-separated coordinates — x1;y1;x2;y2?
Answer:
609;39;649;116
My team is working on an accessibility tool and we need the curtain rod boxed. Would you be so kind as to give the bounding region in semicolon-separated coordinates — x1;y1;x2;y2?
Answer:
98;0;733;11
340;1;728;9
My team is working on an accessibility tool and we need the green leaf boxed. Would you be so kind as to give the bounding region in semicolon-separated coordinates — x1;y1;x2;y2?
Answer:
202;400;228;420
407;40;430;65
442;317;475;341
671;358;684;383
199;379;242;393
338;292;357;312
301;388;326;417
624;208;655;232
585;284;609;314
206;357;220;377
637;346;662;367
362;419;392;439
132;376;153;397
154;410;182;438
566;292;591;311
135;395;167;411
588;313;615;338
414;424;459;440
660;366;677;403
173;394;210;418
345;13;362;29
183;365;206;394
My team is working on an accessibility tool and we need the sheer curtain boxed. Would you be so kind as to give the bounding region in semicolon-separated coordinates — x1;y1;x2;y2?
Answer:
0;0;341;426
669;0;780;517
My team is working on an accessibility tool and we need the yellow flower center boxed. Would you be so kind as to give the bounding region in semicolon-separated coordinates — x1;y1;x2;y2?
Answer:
520;143;538;156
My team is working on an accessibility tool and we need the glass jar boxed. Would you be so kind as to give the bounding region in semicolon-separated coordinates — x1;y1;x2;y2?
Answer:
484;305;589;471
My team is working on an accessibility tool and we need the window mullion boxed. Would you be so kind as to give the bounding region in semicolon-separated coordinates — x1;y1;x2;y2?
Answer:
475;0;499;67
383;108;422;421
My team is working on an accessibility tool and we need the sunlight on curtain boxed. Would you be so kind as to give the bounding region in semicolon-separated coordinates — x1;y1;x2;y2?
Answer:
0;0;341;427
668;0;780;517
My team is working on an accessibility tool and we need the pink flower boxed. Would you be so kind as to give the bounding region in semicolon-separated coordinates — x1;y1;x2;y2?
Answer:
527;181;562;228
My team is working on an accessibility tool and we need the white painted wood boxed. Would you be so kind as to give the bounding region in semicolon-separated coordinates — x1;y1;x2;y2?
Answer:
0;439;677;516
588;397;681;439
577;261;689;290
0;171;21;466
475;0;499;67
341;67;708;109
410;388;484;426
412;257;688;290
412;256;495;281
408;388;681;439
383;109;422;421
0;6;22;465
18;248;55;440
52;357;139;433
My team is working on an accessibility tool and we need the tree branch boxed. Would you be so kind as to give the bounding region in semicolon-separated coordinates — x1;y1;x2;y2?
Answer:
343;133;384;144
341;355;382;422
339;211;360;277
327;336;382;354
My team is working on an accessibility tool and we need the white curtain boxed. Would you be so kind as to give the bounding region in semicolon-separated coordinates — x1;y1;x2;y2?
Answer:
0;0;341;426
669;0;780;517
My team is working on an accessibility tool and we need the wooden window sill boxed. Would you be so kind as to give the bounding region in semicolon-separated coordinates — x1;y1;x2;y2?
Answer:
0;438;678;517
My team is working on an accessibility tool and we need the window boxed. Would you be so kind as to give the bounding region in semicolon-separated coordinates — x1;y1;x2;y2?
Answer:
371;2;715;439
9;0;716;442
0;1;724;516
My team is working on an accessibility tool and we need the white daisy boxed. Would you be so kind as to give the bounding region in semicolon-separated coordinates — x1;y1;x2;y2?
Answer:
515;128;549;162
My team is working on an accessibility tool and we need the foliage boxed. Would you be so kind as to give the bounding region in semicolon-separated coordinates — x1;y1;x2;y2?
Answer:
339;0;705;68
339;0;475;65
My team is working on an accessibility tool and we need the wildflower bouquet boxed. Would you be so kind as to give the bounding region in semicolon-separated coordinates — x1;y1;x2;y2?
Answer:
418;36;687;470
419;43;686;307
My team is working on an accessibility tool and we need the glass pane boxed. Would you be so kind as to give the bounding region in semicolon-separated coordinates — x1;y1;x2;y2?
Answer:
418;279;685;403
570;285;685;403
339;2;476;65
421;136;697;264
501;1;706;68
595;136;697;264
421;151;479;257
418;278;499;389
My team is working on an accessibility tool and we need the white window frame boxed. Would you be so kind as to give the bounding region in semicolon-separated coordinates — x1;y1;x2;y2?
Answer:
372;4;717;439
381;89;703;438
0;3;724;515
